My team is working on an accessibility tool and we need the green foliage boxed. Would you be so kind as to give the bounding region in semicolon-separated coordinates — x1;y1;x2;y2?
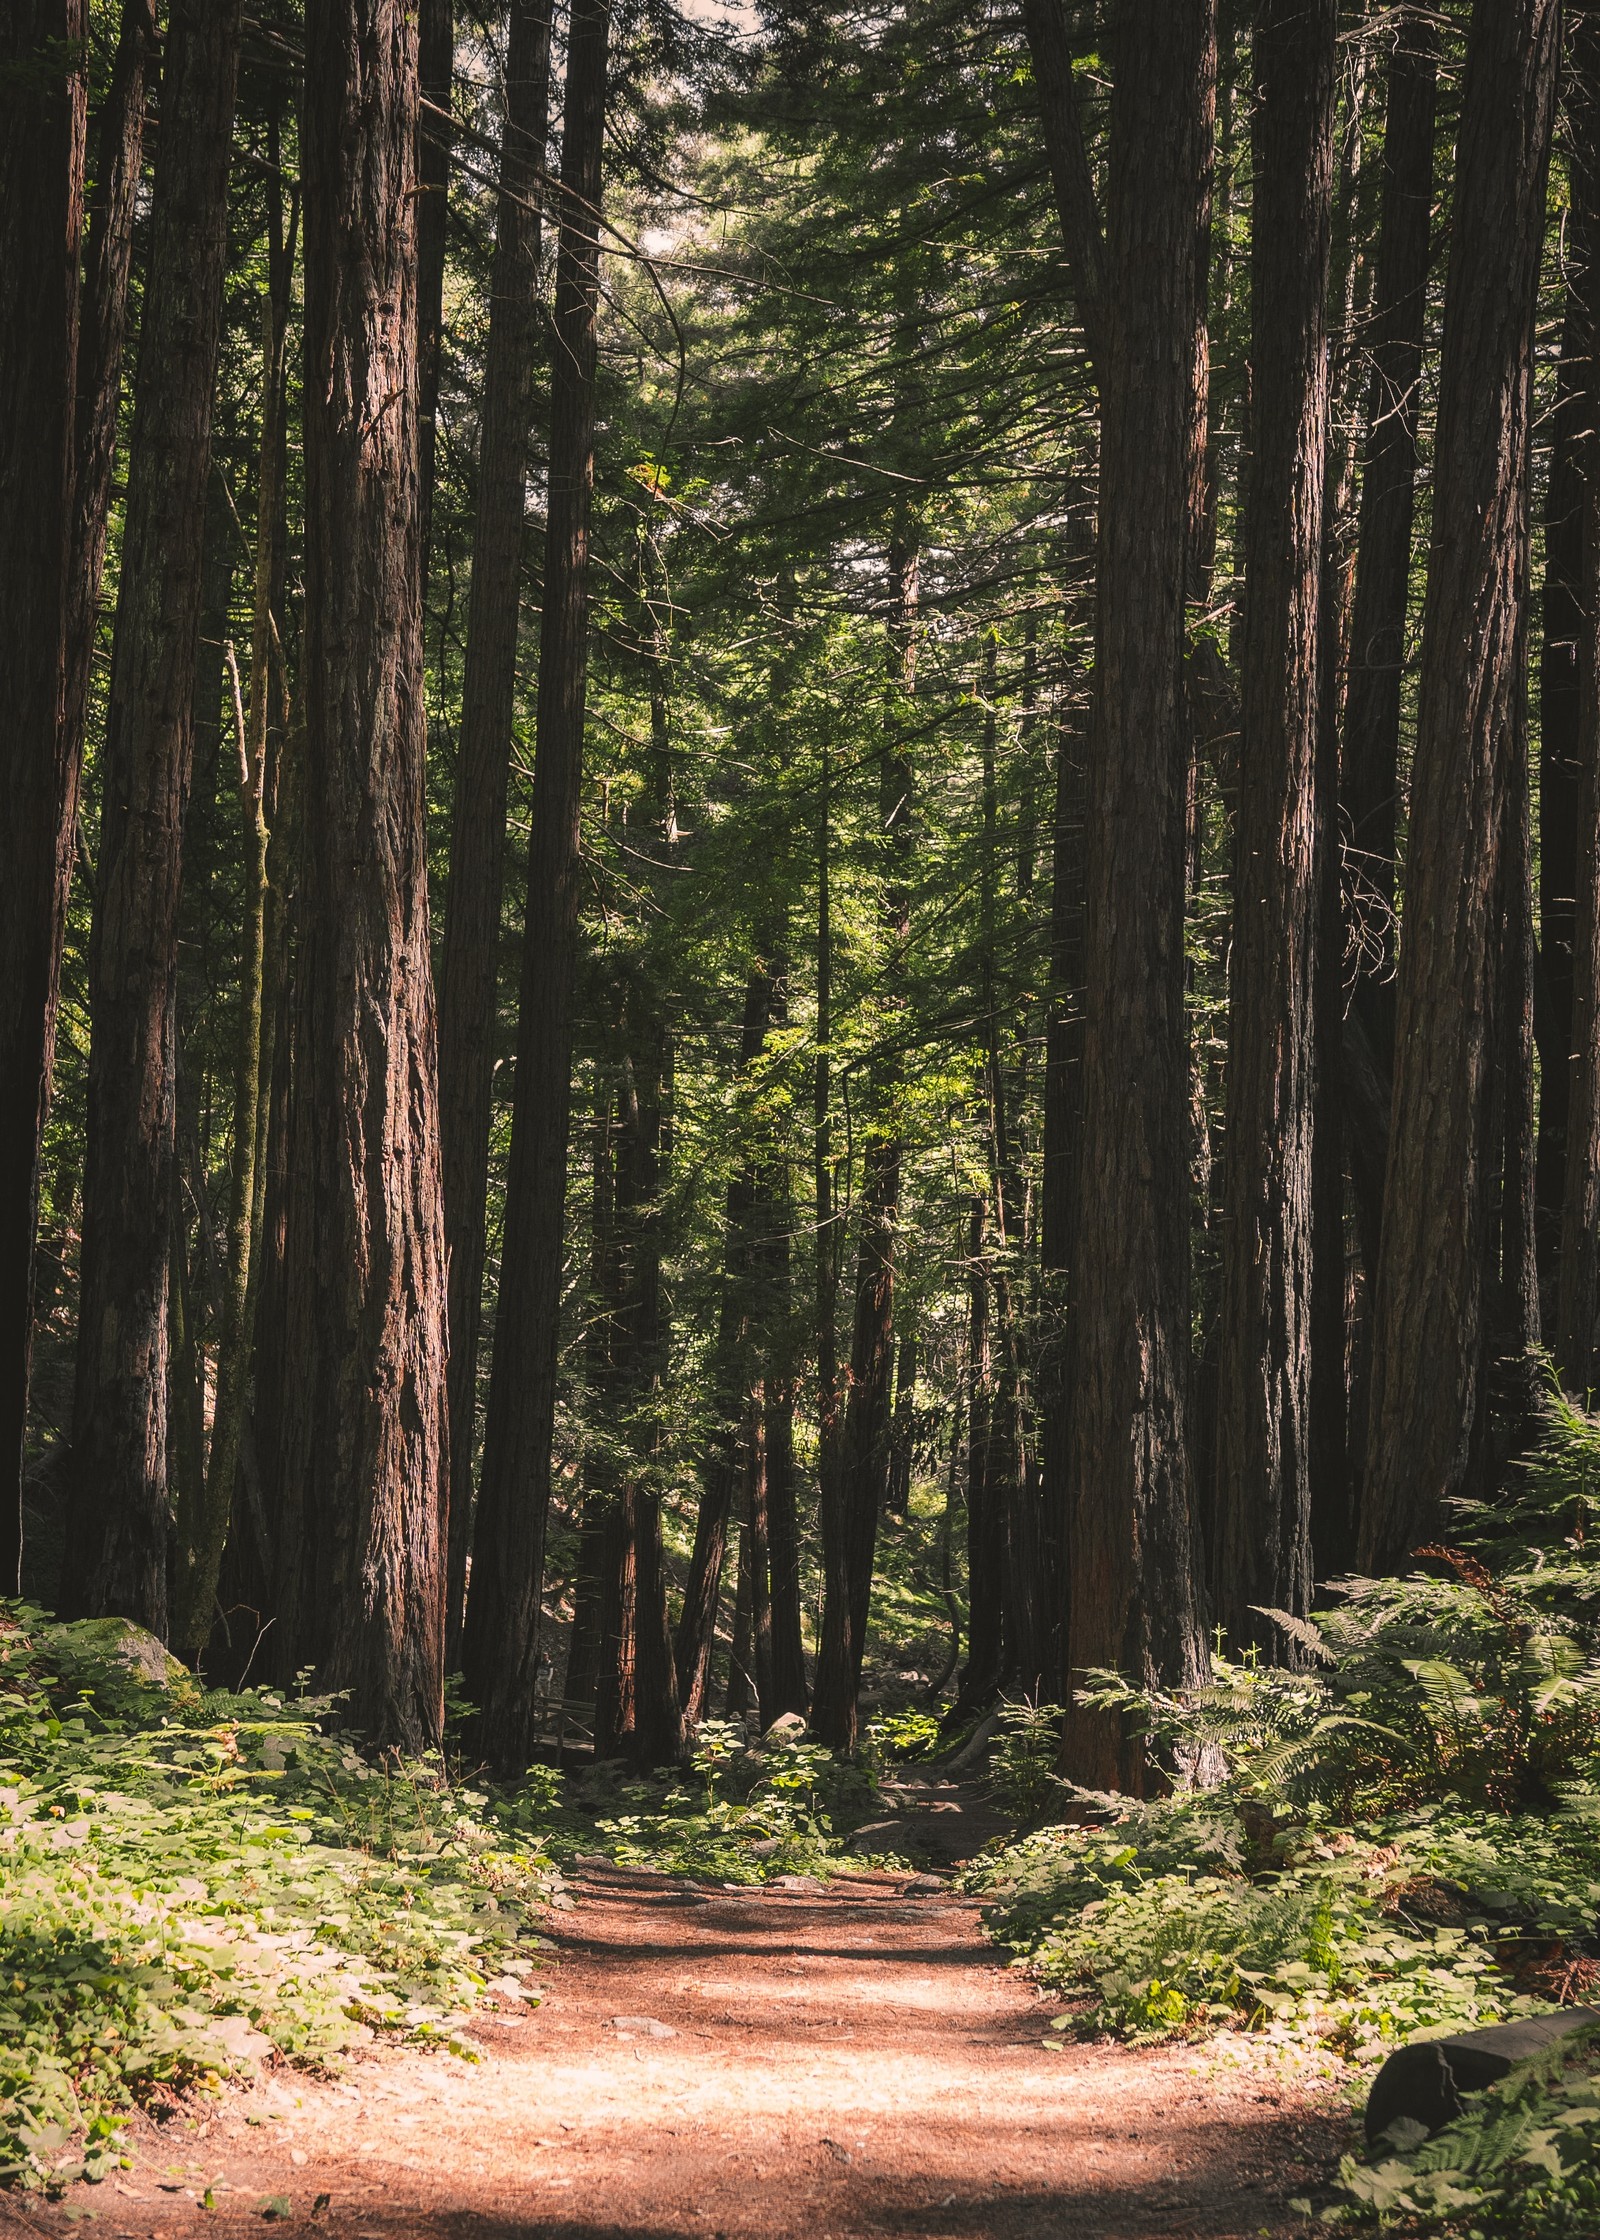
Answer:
519;1719;900;1886
988;1699;1068;1825
864;1708;943;1763
1317;2026;1600;2235
0;1606;556;2193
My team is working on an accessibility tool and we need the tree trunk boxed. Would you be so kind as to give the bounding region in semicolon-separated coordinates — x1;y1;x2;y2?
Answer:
462;0;610;1773
0;3;87;1589
765;1369;806;1717
66;0;242;1633
1039;631;1087;1698
1342;7;1438;1121
1059;0;1213;1791
1361;0;1559;1571
1214;0;1336;1648
674;962;771;1722
957;1195;1004;1711
417;0;453;583
64;0;158;807
811;527;917;1752
1559;10;1600;1397
273;0;449;1748
439;0;555;1662
177;151;298;1662
1536;294;1590;1291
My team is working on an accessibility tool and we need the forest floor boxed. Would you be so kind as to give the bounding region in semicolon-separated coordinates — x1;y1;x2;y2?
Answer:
6;1783;1350;2240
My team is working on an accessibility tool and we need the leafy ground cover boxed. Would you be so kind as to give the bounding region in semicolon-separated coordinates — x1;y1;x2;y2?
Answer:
0;1607;561;2191
966;1392;1600;2236
0;1611;920;2196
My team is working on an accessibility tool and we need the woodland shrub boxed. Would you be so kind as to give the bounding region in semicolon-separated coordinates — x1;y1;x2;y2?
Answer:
0;1607;556;2192
969;1394;1600;2234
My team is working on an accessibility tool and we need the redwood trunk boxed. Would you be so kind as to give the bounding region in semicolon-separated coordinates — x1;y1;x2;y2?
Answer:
273;0;449;1746
463;0;612;1771
0;4;87;1588
1214;0;1336;1646
417;0;453;581
1342;8;1438;1116
66;0;242;1632
1362;0;1559;1569
440;0;554;1658
1558;11;1600;1397
1059;0;1213;1789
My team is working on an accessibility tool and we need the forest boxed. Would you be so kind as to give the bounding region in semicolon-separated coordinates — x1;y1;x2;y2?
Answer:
14;0;1600;2232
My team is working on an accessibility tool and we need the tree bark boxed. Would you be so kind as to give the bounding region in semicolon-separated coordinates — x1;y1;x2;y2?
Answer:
1536;294;1590;1288
1559;9;1600;1396
463;0;612;1771
1059;0;1213;1790
273;0;449;1748
66;0;242;1633
1362;0;1559;1571
1342;7;1438;1112
1214;0;1336;1647
417;0;453;583
674;961;773;1723
439;0;554;1662
0;3;87;1590
811;528;917;1752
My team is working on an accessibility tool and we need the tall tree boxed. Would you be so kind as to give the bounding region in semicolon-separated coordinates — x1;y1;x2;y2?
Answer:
272;0;449;1746
0;2;87;1590
1341;5;1438;1204
65;0;243;1633
1059;0;1214;1789
1361;0;1559;1570
812;521;917;1752
439;0;555;1658
64;0;159;801
1214;0;1337;1643
463;0;612;1771
1558;9;1600;1397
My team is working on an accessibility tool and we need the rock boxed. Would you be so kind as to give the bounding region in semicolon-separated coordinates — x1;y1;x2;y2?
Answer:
902;1873;946;1894
746;1837;783;1858
609;2016;677;2038
47;1617;187;1697
772;1873;824;1893
764;1712;808;1740
1365;2009;1600;2144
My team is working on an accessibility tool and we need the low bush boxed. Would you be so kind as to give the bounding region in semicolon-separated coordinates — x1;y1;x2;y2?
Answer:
0;1605;556;2192
967;1392;1600;2237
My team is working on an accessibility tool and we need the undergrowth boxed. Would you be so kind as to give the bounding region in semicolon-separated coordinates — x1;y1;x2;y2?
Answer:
499;1714;911;1883
0;1606;557;2192
966;1388;1600;2237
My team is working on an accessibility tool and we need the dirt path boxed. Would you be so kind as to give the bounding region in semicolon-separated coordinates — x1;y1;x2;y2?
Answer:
13;1864;1346;2240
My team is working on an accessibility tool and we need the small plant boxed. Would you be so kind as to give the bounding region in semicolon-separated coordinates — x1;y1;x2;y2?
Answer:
989;1698;1067;1824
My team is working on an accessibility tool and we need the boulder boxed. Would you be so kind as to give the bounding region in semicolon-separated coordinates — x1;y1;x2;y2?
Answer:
1365;2008;1600;2144
47;1616;188;1697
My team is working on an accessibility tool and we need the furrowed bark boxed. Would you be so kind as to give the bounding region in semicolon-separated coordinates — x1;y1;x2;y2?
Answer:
1362;0;1558;1570
463;0;613;1771
274;0;449;1747
439;0;555;1661
1342;7;1438;1116
0;3;87;1589
66;0;242;1633
1214;0;1337;1646
1059;0;1213;1790
417;0;453;582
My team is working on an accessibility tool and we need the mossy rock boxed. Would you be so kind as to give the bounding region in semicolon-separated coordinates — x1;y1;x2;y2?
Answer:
43;1617;190;1710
